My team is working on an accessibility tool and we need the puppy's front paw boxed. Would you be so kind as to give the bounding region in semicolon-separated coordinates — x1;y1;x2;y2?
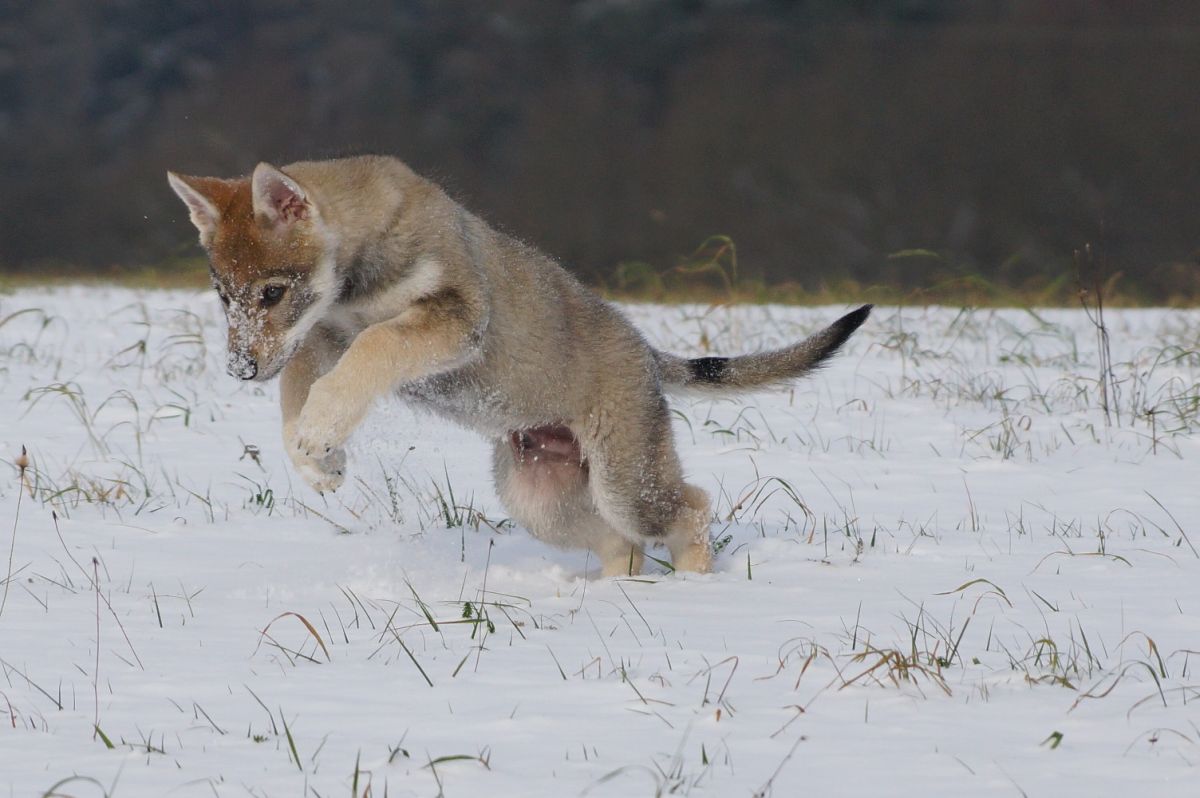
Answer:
285;413;348;493
291;377;362;457
293;447;347;493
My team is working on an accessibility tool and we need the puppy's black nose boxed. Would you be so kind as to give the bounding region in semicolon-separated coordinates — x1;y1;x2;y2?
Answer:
227;352;258;380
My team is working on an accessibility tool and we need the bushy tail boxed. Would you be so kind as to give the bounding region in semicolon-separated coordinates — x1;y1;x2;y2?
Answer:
657;304;872;393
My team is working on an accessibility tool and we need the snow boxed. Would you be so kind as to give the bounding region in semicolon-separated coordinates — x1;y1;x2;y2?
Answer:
1;287;1198;797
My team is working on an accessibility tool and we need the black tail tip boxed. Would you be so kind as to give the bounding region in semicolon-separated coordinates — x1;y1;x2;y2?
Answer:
835;303;873;333
823;304;873;353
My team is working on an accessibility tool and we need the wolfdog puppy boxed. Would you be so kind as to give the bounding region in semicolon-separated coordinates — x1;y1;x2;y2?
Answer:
168;156;870;575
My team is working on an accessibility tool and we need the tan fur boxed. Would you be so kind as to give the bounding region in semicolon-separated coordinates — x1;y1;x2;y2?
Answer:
168;155;870;576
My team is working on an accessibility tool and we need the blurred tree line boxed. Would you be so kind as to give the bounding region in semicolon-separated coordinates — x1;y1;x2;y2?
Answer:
2;0;1199;299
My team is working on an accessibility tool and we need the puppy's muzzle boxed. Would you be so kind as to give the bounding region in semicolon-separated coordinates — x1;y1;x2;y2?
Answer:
226;351;258;380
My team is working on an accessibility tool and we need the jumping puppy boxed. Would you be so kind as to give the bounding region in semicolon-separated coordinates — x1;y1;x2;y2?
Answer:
168;156;871;576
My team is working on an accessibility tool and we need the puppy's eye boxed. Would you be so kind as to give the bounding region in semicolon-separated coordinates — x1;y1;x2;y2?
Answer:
216;291;230;306
261;284;287;307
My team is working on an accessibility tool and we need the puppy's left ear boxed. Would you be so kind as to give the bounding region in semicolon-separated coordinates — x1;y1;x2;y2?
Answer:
252;163;314;227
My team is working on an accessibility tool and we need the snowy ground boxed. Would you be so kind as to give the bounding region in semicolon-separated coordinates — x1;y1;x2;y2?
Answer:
1;287;1198;797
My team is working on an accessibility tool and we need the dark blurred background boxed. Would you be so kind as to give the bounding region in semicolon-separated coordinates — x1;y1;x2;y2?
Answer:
2;0;1199;299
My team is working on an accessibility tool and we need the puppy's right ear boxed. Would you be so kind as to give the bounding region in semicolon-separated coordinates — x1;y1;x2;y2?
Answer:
167;171;222;246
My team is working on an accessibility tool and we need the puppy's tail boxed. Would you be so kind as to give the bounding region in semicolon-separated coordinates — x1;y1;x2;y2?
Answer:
656;304;872;394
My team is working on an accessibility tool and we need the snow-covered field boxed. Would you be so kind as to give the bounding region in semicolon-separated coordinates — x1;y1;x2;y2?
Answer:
1;287;1198;797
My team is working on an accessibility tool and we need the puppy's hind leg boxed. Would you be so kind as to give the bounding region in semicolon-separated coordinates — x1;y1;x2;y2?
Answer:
581;396;714;574
589;524;645;578
657;482;712;573
491;433;645;577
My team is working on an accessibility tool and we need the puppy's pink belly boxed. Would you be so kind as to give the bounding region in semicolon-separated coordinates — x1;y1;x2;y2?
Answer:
508;425;588;501
509;425;584;467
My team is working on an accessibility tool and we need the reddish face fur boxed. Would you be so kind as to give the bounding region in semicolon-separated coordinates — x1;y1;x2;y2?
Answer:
169;170;330;381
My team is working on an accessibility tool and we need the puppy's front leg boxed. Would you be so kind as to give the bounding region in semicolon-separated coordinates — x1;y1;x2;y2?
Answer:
281;336;346;492
291;294;479;461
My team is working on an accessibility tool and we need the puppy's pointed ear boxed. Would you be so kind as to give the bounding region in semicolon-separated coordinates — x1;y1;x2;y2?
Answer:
251;163;313;227
167;171;222;245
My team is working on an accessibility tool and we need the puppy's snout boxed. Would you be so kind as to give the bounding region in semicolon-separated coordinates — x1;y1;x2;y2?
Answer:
226;352;258;381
